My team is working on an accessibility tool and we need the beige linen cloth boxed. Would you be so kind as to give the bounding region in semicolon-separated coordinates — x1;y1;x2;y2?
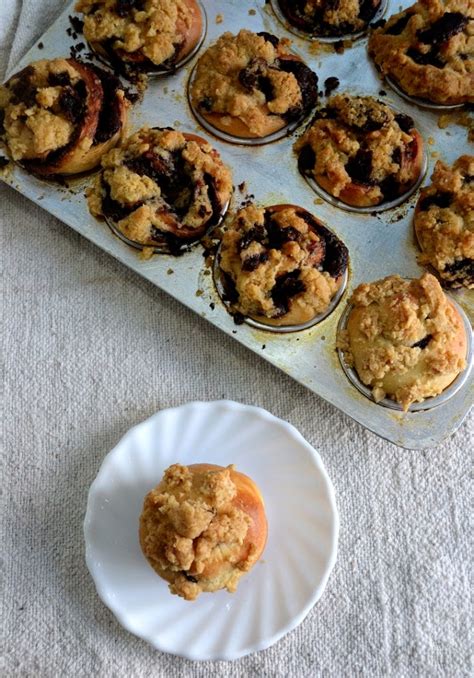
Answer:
1;2;472;676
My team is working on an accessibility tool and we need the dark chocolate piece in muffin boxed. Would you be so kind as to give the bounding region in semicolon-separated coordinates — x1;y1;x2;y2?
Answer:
277;0;383;37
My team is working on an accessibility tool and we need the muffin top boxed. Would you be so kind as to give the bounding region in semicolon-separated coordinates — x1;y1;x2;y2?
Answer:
278;0;382;36
415;155;474;288
294;94;423;207
190;29;318;138
87;127;232;251
368;0;474;105
139;463;263;600
339;272;467;409
0;59;87;161
76;0;198;68
219;204;348;326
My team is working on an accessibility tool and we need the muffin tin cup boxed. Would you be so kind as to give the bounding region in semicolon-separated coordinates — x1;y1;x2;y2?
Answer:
336;296;473;412
269;0;388;43
187;63;311;146
213;208;349;334
83;0;207;79
384;76;466;112
298;106;428;214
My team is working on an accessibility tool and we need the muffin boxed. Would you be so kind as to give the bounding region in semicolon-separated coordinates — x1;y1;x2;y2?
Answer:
0;58;128;176
275;0;383;38
415;155;474;288
75;0;204;75
190;30;318;140
294;94;424;208
338;272;468;410
87;126;233;254
368;0;474;106
139;463;268;601
218;204;348;327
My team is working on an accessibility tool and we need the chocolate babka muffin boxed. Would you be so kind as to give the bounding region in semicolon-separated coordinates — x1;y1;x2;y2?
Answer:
218;203;348;327
338;273;468;410
0;58;128;176
76;0;204;75
294;94;424;208
368;0;474;106
87;127;233;254
190;30;318;140
275;0;383;38
415;155;474;288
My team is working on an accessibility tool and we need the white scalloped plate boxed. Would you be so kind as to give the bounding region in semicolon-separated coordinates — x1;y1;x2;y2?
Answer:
84;400;339;660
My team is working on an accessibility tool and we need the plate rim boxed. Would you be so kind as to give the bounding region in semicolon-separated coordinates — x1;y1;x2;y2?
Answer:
83;399;339;661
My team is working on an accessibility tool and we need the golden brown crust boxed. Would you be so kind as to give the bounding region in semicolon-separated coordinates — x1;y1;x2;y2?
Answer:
415;155;474;288
0;58;128;176
294;94;424;207
87;127;232;252
219;204;348;326
190;30;318;139
139;463;267;600
338;273;467;409
368;0;474;105
76;0;203;72
278;0;382;36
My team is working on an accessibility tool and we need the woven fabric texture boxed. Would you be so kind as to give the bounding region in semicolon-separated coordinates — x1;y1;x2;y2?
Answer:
1;2;472;676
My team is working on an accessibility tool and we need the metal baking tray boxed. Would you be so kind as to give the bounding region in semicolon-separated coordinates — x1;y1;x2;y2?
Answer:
2;0;472;448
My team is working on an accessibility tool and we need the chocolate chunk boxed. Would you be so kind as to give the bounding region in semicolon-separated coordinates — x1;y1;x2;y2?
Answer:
10;66;36;107
418;192;453;211
266;218;301;249
199;96;213;112
256;31;280;48
385;13;412;35
68;15;84;34
298;144;316;174
242;251;269;271
324;76;339;97
406;47;445;68
238;58;267;92
297;211;348;278
0;156;9;168
412;334;432;349
204;173;223;226
345;149;374;185
271;270;306;316
277;59;318;117
233;312;245;325
394;113;414;133
240;226;266;251
379;175;401;201
59;82;86;124
391;146;402;166
48;71;72;87
443;258;474;286
92;66;123;143
221;271;239;304
417;12;468;45
182;572;198;583
115;0;143;17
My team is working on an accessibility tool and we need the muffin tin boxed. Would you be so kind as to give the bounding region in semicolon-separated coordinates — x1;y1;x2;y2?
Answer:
1;0;472;449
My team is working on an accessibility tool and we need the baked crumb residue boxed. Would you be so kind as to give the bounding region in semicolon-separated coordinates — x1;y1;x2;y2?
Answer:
368;0;474;106
415;155;474;288
87;127;232;253
190;29;318;138
139;464;263;600
294;94;423;207
219;204;348;326
278;0;382;36
338;272;467;409
76;0;200;70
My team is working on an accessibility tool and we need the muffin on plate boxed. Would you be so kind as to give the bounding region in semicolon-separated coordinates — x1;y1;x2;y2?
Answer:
368;0;474;106
189;30;318;140
139;463;268;600
338;272;468;410
218;203;348;327
75;0;204;75
0;58;128;176
415;155;474;288
87;126;232;254
294;94;424;208
275;0;383;38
